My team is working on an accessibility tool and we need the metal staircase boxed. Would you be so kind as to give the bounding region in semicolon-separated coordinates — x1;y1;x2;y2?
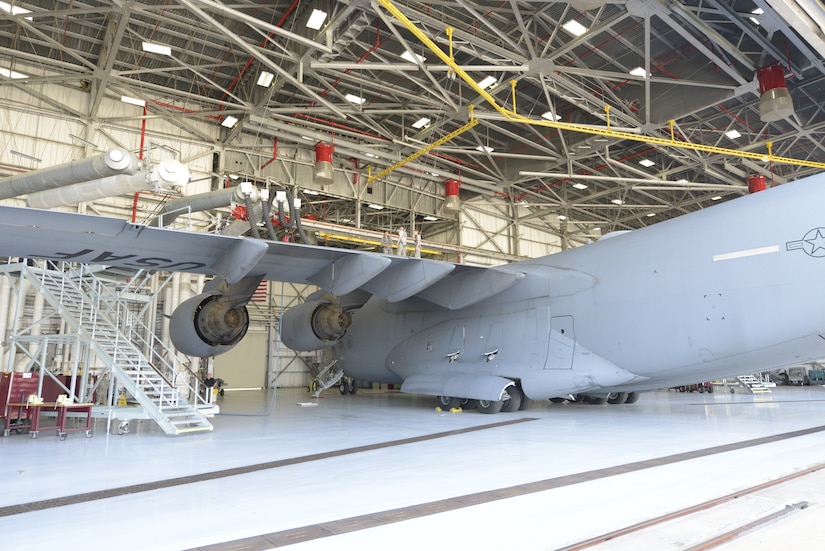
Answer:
736;374;772;394
0;262;214;435
309;358;344;398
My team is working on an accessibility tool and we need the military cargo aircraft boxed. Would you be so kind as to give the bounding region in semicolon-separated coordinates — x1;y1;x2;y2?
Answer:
1;174;824;412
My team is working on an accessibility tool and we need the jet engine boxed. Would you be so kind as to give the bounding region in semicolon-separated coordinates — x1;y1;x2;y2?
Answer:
281;300;351;351
169;293;250;357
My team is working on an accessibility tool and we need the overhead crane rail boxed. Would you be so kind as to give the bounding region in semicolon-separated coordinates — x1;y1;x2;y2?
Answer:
376;0;825;171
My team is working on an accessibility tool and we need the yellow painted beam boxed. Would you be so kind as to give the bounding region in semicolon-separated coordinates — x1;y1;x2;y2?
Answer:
367;118;479;183
375;0;825;171
318;232;440;256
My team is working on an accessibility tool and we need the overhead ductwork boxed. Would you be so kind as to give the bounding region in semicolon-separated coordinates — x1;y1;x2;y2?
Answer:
747;174;767;193
150;182;260;227
27;159;190;209
757;64;794;122
443;179;461;214
313;141;334;186
0;148;138;201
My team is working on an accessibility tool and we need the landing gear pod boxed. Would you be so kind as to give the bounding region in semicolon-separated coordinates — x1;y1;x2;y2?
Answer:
169;293;250;357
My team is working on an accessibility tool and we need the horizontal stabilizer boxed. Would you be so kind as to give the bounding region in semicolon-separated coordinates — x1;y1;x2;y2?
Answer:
418;267;524;309
400;372;514;402
362;259;455;302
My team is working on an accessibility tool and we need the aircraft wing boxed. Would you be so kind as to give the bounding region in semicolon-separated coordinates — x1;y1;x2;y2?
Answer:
0;205;529;307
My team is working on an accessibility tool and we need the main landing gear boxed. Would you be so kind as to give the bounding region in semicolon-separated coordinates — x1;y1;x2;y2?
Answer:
548;391;640;405
437;385;524;414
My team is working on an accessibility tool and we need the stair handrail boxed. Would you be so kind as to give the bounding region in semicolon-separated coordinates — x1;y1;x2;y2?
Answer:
69;265;212;408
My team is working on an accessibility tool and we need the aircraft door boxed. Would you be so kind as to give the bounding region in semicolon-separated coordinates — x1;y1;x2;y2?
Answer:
545;315;575;369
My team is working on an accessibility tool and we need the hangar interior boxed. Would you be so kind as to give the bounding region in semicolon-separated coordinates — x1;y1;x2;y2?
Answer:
3;1;825;549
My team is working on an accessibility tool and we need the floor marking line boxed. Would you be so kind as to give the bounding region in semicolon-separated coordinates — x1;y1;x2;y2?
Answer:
0;416;537;518
186;423;825;551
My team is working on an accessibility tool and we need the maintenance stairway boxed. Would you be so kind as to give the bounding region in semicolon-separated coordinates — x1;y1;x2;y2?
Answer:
736;374;772;394
1;263;214;435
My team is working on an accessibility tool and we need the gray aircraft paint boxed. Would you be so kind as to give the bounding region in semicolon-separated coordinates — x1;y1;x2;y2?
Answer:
1;173;825;403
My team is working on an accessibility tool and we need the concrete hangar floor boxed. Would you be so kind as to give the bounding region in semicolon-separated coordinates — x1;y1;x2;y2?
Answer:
2;386;825;550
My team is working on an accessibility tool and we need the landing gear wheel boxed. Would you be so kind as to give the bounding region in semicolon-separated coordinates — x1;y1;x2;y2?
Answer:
607;392;628;405
347;378;357;395
585;395;607;405
339;382;347;395
437;396;462;409
501;386;522;412
624;392;640;404
477;399;503;414
549;397;567;404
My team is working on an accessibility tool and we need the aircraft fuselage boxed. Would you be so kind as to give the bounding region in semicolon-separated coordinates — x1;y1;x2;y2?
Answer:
336;175;825;399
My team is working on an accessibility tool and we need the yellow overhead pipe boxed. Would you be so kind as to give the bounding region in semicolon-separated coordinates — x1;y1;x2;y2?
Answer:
367;115;479;183
375;0;825;171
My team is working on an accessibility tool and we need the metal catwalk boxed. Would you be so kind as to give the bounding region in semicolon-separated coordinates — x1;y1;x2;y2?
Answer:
2;385;825;550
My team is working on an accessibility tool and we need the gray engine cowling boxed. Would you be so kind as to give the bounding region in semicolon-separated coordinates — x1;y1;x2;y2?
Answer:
281;300;351;351
169;293;250;357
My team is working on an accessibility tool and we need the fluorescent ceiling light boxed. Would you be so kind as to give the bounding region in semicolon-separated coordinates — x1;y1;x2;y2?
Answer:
142;42;171;56
639;159;655;167
412;117;430;129
306;9;327;30
221;115;239;128
256;71;274;87
572;183;588;190
423;215;438;221
677;178;689;183
542;111;561;121
749;16;760;25
401;51;426;63
476;145;494;153
647;212;656;217
345;93;366;105
365;152;379;158
629;67;647;78
303;189;320;195
120;95;146;107
367;204;384;210
477;76;497;90
0;67;28;79
557;215;568;220
0;2;32;20
611;199;624;205
752;8;764;14
725;129;741;139
712;196;722;201
562;20;587;37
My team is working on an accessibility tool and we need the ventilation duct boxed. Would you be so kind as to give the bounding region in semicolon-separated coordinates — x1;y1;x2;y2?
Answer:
0;148;138;201
27;159;189;209
313;141;334;186
443;179;461;214
150;183;260;227
757;64;794;122
746;174;767;194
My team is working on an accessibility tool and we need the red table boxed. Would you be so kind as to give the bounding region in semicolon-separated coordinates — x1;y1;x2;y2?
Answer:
4;402;94;440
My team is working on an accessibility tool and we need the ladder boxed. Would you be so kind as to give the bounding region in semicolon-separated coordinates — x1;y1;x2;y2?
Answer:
310;358;344;398
736;374;772;394
1;263;213;435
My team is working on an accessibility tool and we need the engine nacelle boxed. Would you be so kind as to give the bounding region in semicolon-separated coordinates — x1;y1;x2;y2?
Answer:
169;293;250;357
281;300;352;351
